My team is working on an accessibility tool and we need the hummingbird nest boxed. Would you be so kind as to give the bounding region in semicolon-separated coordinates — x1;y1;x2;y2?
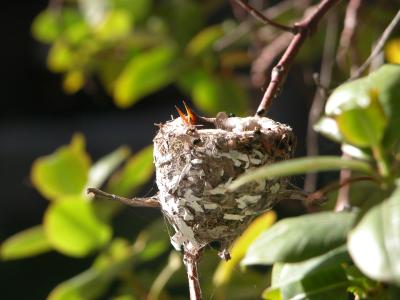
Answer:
153;112;296;259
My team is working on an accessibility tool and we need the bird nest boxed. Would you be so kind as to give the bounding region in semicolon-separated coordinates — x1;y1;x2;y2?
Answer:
153;113;296;259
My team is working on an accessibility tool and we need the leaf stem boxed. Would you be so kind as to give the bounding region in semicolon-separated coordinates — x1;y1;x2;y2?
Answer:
372;144;390;179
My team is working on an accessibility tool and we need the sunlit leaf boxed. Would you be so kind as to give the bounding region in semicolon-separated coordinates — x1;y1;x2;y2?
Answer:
385;38;400;64
348;185;400;284
44;196;112;257
112;0;152;22
336;90;387;147
229;156;373;191
31;10;61;43
0;226;52;260
186;25;224;56
114;46;177;108
87;146;130;190
63;70;85;94
31;134;90;200
192;74;248;116
242;211;358;266
95;9;132;41
107;145;154;196
49;238;135;300
62;8;91;45
213;211;276;286
314;116;343;143
264;246;350;300
47;41;74;73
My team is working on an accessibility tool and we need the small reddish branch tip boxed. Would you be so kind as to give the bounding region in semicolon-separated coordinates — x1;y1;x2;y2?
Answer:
235;0;341;116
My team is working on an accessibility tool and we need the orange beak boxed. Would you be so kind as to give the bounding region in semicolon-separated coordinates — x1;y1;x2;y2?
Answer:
175;101;198;125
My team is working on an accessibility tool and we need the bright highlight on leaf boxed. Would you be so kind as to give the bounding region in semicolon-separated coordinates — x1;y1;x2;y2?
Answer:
44;196;112;257
385;38;400;64
0;226;52;260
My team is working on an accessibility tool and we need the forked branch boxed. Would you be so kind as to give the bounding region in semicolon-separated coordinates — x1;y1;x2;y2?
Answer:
87;188;160;208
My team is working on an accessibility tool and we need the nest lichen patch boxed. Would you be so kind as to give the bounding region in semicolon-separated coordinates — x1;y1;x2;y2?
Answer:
153;115;296;258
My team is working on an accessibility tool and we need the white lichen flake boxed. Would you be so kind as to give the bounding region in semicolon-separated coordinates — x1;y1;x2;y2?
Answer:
153;113;296;259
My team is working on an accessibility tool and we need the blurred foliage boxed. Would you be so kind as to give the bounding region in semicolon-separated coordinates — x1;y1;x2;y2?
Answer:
3;0;400;299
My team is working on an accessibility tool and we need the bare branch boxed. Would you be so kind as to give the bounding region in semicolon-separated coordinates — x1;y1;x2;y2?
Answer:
255;0;341;116
184;252;202;300
304;12;338;192
87;187;160;208
233;0;295;33
351;9;400;80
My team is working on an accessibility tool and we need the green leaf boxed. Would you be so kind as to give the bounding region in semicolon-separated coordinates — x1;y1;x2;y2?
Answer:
192;73;249;116
49;238;135;300
229;156;373;191
242;211;358;266
114;46;177;108
107;145;154;196
314;116;343;143
61;8;90;45
112;0;152;22
264;246;351;300
87;146;130;189
47;41;74;73
31;10;61;43
186;25;224;56
348;186;400;284
44;196;112;257
0;226;52;260
213;211;276;286
335;90;387;147
31;134;90;200
95;9;133;41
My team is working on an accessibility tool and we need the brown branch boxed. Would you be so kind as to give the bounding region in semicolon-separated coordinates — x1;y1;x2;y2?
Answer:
184;252;202;300
87;188;160;208
255;0;341;116
350;8;400;80
336;0;362;69
304;12;338;192
233;0;295;33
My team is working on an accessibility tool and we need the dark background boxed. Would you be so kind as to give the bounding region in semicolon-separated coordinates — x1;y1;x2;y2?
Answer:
0;2;312;299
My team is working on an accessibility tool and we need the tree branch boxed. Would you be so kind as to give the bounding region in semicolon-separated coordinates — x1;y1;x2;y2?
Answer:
350;8;400;80
254;0;341;116
87;188;160;208
233;0;295;33
184;252;202;300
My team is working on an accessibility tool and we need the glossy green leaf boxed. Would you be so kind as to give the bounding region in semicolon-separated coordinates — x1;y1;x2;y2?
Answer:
213;211;276;286
61;8;90;45
229;156;373;191
325;64;400;147
242;211;358;266
31;10;61;43
336;90;387;147
107;145;154;196
313;116;343;143
114;46;177;108
44;196;112;257
192;74;248;116
348;186;400;284
264;247;351;300
31;134;90;200
0;226;52;260
87;146;130;189
49;238;135;300
186;25;224;56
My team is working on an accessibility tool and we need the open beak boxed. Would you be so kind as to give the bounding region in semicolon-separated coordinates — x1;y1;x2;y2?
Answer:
175;101;198;126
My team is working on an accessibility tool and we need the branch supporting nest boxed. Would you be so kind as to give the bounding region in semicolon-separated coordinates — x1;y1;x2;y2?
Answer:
184;251;203;300
87;188;160;208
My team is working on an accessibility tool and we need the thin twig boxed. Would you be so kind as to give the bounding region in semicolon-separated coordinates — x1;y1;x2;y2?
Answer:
233;0;295;33
304;12;338;192
336;0;362;69
184;252;202;300
254;0;341;116
350;9;400;80
87;187;160;208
